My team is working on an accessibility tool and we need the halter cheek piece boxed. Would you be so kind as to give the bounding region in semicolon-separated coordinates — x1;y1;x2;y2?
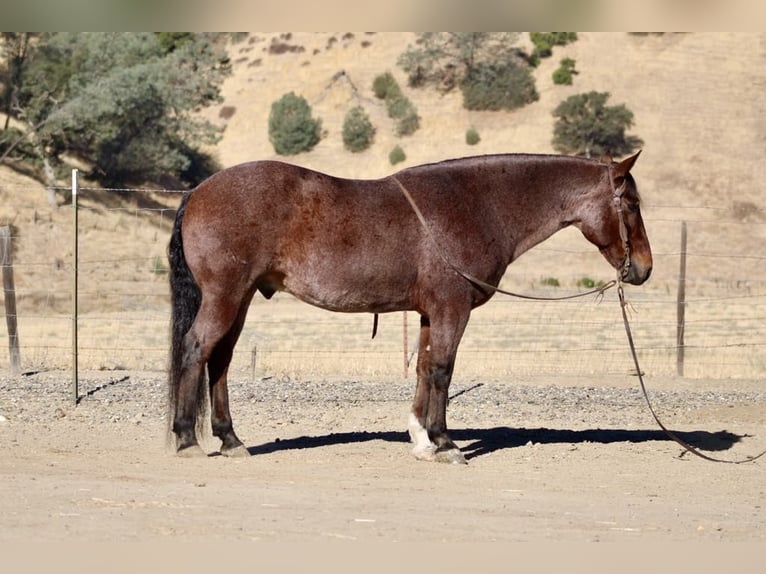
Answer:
610;171;632;281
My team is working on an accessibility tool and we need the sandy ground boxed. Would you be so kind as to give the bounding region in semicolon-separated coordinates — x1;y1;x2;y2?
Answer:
1;370;764;544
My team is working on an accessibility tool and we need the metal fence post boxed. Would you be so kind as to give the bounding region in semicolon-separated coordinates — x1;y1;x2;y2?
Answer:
72;169;79;404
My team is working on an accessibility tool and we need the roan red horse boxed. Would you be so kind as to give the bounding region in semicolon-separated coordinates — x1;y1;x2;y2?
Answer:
168;152;651;463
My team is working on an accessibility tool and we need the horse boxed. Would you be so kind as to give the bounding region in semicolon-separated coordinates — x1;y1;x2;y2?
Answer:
167;151;652;463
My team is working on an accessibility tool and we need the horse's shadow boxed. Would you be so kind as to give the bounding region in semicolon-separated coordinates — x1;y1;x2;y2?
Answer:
246;426;745;460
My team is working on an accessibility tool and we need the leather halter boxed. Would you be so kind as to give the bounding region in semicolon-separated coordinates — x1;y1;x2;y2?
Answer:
609;167;632;282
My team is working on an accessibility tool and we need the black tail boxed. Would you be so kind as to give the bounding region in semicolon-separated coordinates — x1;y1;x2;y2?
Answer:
167;192;207;439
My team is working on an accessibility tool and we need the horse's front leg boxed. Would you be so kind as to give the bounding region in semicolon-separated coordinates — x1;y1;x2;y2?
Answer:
409;312;468;465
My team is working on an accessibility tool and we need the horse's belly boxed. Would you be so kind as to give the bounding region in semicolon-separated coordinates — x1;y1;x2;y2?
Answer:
280;271;411;314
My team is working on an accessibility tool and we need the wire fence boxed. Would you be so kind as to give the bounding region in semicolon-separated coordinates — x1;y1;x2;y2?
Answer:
2;174;766;389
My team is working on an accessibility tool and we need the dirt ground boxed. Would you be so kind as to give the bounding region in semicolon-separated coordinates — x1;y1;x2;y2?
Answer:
1;370;764;544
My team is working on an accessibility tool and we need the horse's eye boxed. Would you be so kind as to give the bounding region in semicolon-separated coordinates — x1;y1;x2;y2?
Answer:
627;202;640;214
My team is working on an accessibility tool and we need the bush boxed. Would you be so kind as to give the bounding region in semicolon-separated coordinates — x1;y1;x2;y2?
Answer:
342;106;376;152
530;32;578;60
268;92;322;155
372;71;400;100
461;61;539;111
465;127;480;145
389;145;406;165
373;71;420;137
552;58;577;85
392;101;420;136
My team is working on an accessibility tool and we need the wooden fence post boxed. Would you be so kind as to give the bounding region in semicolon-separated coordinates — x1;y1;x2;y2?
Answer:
676;221;687;377
1;225;21;376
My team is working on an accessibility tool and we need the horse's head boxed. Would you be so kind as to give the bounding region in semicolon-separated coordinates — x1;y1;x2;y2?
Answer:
577;151;652;285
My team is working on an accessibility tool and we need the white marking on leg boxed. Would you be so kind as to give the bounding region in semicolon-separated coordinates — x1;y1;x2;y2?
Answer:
408;412;435;460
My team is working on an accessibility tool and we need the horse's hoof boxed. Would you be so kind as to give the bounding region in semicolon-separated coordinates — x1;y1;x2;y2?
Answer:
435;448;467;465
412;444;437;462
176;444;207;458
221;445;250;458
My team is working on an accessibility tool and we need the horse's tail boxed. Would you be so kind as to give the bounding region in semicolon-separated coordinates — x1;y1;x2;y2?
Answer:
167;192;207;441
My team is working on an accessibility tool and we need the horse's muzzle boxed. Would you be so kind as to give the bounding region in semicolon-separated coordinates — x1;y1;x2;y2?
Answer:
623;261;652;285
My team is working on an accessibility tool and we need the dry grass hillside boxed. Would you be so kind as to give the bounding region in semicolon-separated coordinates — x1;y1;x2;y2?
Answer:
1;32;765;375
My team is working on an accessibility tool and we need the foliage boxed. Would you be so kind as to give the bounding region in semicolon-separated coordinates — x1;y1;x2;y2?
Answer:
6;32;230;187
1;33;34;130
465;127;480;145
552;91;643;158
342;105;375;152
372;71;420;137
529;32;578;63
541;277;560;287
372;71;398;99
398;33;522;93
398;33;540;112
577;276;606;289
268;92;322;155
389;145;406;165
390;97;420;136
552;58;578;85
461;61;539;111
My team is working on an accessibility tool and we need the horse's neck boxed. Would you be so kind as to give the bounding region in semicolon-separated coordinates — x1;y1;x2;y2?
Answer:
499;160;598;262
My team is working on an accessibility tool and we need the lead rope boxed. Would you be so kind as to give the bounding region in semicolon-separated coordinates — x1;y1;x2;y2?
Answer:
392;175;766;464
390;176;617;302
617;279;766;464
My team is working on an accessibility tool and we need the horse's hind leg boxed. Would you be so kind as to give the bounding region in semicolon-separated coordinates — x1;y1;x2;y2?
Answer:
172;296;242;456
207;302;252;457
409;311;468;464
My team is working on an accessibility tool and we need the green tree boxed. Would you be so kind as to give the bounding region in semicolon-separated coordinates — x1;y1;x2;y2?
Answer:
268;92;322;155
461;60;538;111
552;91;643;158
342;105;375;152
398;33;539;112
398;33;522;93
7;32;230;188
1;33;34;130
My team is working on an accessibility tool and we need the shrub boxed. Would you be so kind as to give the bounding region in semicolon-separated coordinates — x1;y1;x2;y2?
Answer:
372;71;400;100
342;106;376;152
373;71;420;137
392;101;420;136
465;127;481;145
552;58;577;85
530;32;578;61
461;61;539;111
389;145;406;165
268;92;322;155
541;277;560;287
577;277;607;289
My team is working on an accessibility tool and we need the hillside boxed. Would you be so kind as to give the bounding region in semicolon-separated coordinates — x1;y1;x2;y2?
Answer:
200;32;766;289
203;33;764;201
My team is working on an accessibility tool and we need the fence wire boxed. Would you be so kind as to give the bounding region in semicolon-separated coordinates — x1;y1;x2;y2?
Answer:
2;181;766;382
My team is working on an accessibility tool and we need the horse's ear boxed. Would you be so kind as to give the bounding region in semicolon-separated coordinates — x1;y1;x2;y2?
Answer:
614;150;641;178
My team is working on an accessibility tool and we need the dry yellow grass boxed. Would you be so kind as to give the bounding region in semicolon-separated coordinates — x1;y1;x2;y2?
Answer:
1;32;765;380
